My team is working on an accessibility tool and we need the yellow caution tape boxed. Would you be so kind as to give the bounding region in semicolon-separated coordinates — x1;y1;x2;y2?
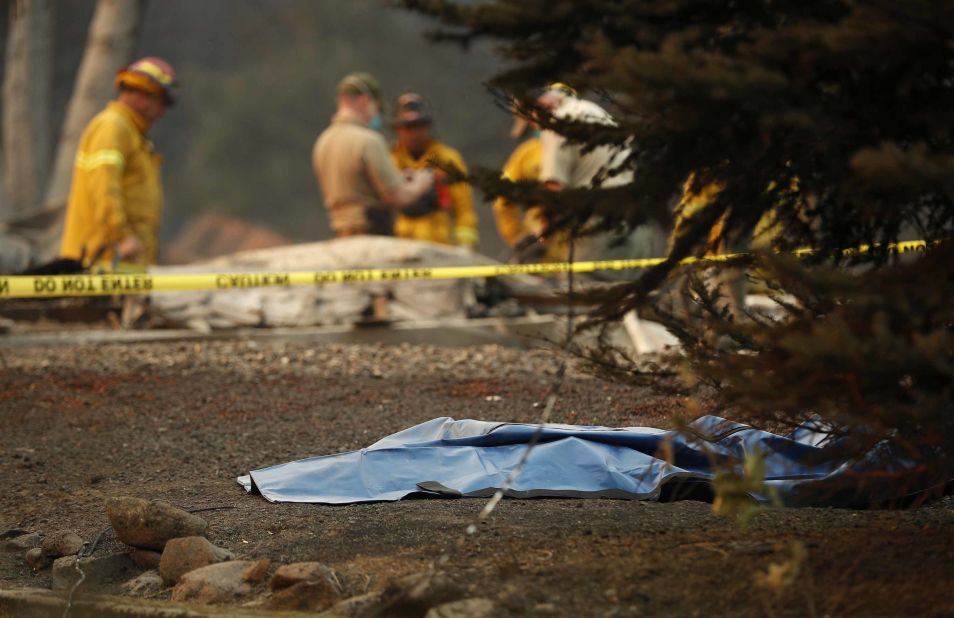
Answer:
0;240;934;299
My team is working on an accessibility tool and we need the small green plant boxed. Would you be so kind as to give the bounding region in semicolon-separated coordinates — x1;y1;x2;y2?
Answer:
755;541;808;592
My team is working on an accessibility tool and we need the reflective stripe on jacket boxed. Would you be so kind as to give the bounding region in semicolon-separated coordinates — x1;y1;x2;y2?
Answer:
391;140;478;247
60;101;163;266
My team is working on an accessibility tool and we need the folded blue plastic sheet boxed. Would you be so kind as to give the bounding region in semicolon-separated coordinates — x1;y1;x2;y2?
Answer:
238;415;941;507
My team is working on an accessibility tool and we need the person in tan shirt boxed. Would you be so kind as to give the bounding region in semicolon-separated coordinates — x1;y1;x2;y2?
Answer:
312;73;433;237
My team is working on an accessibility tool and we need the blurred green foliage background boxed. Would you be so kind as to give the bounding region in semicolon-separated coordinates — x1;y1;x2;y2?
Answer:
18;1;513;255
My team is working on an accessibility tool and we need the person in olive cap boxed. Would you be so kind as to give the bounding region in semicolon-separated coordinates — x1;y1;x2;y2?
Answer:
60;57;177;267
312;72;434;237
389;92;478;249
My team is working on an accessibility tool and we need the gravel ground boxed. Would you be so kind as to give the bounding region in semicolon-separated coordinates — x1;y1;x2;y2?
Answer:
1;339;952;617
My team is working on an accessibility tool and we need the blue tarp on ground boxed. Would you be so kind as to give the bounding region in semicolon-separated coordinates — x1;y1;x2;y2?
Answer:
239;415;940;507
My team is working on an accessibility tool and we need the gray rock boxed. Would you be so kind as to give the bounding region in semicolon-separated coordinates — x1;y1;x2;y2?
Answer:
129;549;162;570
322;591;384;618
40;530;84;558
159;536;233;586
25;547;52;571
2;532;40;552
242;558;271;585
105;496;208;551
52;553;138;592
264;580;342;612
263;561;341;611
170;560;257;604
122;570;165;596
269;561;337;591
426;598;496;618
377;572;465;616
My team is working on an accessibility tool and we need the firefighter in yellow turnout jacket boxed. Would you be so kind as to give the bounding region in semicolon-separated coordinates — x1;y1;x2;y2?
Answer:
672;172;803;321
389;93;478;248
60;57;177;267
492;112;568;262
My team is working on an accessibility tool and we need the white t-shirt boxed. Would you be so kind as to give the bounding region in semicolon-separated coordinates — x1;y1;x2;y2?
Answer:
539;97;633;189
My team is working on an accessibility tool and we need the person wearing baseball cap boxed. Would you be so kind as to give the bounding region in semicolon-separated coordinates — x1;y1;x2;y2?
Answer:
60;56;178;268
389;92;478;249
312;73;435;237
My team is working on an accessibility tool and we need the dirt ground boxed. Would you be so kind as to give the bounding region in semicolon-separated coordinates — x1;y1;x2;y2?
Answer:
0;338;952;617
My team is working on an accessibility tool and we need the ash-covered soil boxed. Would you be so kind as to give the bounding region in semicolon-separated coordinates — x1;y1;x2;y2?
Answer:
0;340;952;617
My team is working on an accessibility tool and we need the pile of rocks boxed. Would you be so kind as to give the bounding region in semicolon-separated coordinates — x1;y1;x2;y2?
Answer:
3;529;84;572
4;496;495;616
103;497;217;580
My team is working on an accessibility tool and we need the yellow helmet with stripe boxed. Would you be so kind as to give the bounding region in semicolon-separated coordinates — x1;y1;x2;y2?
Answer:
116;57;178;106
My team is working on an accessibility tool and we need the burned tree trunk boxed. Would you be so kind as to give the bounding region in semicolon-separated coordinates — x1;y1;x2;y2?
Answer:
2;0;54;221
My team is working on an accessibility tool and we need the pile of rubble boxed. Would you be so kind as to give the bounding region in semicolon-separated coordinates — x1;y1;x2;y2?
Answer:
1;235;681;356
149;236;553;330
2;496;494;616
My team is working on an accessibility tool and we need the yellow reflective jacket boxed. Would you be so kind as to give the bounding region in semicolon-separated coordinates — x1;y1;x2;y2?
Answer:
60;101;163;266
391;140;478;247
492;138;568;262
672;174;795;256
